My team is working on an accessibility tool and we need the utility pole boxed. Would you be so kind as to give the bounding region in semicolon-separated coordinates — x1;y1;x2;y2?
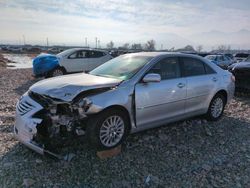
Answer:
161;44;163;50
22;35;26;45
46;37;49;48
98;40;100;48
85;37;88;47
95;37;97;48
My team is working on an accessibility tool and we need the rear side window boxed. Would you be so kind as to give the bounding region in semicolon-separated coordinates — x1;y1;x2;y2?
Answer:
181;57;206;77
88;51;105;58
149;57;180;80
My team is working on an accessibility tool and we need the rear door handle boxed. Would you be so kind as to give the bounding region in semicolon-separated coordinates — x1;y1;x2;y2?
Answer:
177;83;185;88
212;77;218;82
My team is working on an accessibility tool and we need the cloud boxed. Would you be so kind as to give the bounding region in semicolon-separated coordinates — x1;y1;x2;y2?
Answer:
0;0;250;49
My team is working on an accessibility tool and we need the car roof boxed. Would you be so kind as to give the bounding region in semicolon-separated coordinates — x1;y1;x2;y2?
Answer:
69;48;108;52
126;52;207;60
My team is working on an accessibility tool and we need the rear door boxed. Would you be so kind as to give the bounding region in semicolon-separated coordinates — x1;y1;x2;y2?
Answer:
135;57;187;128
180;57;218;114
87;51;112;71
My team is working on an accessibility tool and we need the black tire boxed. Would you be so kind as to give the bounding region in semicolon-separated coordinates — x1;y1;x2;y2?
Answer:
86;108;130;150
206;93;226;121
47;67;65;78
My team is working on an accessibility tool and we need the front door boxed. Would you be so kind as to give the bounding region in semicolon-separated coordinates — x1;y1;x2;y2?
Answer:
64;50;89;72
135;57;187;129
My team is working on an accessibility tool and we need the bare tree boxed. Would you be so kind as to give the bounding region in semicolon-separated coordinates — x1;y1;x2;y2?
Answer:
144;39;156;51
106;41;114;49
131;43;143;50
196;45;203;52
122;43;130;50
216;45;227;52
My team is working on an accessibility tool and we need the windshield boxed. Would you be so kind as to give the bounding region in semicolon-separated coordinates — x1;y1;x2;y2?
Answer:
205;55;216;61
90;54;153;80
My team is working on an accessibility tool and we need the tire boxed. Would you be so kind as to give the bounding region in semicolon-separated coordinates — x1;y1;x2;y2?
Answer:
47;67;65;78
86;109;130;150
206;93;226;121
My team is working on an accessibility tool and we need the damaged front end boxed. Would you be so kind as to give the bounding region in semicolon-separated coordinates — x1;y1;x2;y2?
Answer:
14;90;98;158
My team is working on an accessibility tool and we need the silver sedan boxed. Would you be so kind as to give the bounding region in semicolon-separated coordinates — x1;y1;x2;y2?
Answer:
14;52;235;155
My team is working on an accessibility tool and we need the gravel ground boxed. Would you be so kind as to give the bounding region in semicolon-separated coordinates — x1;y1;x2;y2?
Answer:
0;68;250;187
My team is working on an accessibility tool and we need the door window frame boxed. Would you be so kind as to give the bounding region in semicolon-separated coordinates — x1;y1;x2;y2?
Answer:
67;50;88;59
179;57;216;77
139;56;182;83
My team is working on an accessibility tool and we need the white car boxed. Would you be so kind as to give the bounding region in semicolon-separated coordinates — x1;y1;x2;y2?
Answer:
33;48;113;77
56;48;113;75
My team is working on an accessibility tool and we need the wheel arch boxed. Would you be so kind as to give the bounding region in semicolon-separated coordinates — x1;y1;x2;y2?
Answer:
100;105;132;132
214;89;228;104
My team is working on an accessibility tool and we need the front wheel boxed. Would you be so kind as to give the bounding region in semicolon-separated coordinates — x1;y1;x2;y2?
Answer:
86;109;130;150
206;94;226;121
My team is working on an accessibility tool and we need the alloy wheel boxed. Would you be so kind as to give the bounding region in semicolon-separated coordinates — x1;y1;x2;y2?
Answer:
99;115;125;147
211;97;224;118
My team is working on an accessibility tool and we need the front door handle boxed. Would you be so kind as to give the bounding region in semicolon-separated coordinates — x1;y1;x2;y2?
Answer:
177;83;185;88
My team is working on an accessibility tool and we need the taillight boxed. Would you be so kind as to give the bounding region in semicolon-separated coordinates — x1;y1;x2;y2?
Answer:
231;75;235;82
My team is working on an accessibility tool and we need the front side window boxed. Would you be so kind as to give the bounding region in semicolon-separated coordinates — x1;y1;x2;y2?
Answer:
68;50;87;59
181;57;206;77
149;57;180;80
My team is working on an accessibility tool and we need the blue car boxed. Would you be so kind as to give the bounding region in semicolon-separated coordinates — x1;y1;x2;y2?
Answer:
205;54;233;70
33;54;60;77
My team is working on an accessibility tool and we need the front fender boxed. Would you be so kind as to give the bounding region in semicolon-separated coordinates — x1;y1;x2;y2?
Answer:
33;54;59;76
86;85;136;130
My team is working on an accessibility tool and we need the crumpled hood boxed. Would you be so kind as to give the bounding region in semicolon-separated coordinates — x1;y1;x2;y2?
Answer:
30;73;121;101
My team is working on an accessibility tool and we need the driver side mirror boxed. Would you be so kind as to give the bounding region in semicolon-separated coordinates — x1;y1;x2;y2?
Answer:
142;73;161;83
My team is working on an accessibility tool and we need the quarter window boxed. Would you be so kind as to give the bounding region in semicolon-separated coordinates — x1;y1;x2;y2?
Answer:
204;63;216;74
181;57;206;77
149;57;180;80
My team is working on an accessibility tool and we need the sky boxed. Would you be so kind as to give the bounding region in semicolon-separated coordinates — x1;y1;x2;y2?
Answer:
0;0;250;50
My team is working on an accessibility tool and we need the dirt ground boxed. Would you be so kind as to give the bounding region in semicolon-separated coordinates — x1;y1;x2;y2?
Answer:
0;67;250;187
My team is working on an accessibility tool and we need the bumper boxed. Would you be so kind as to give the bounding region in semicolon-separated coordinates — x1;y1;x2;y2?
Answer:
14;112;44;154
14;92;45;154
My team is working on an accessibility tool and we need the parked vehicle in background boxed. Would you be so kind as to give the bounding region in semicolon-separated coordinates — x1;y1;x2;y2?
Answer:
234;53;249;63
15;52;235;156
224;53;237;64
197;53;211;57
33;48;113;77
205;54;233;69
228;56;250;91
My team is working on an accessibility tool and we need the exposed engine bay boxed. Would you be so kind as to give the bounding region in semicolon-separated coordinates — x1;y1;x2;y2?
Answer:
28;90;101;155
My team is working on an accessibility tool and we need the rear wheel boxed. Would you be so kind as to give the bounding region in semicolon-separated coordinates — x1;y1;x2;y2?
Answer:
206;94;226;121
86;109;129;150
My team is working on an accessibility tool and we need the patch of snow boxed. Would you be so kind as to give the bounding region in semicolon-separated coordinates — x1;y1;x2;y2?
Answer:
3;53;33;69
